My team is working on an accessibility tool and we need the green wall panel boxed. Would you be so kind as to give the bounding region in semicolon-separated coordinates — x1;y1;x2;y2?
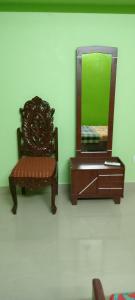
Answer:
0;12;135;185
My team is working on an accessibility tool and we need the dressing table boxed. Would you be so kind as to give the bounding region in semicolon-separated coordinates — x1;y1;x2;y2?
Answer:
70;46;125;205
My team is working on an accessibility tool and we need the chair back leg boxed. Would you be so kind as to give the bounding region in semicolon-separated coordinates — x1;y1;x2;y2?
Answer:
9;177;18;214
22;187;26;195
51;181;57;214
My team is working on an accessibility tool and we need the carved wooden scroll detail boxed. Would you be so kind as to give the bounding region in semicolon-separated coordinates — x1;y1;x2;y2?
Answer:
20;96;55;156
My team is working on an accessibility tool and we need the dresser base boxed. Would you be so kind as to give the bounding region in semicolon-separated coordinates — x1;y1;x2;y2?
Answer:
70;157;125;205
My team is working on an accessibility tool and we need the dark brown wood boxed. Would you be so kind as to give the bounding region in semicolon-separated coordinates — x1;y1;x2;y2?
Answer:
21;187;26;195
9;177;17;214
76;46;117;158
9;96;58;215
19;96;56;157
70;45;125;205
70;157;125;204
92;279;106;300
113;197;121;204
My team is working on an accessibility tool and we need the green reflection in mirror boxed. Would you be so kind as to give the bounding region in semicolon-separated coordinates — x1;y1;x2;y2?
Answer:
81;52;112;152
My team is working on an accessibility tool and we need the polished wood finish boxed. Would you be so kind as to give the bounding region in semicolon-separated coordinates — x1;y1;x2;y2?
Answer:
92;278;135;300
76;46;117;158
9;96;58;215
70;45;125;205
92;279;106;300
71;157;125;205
18;96;56;157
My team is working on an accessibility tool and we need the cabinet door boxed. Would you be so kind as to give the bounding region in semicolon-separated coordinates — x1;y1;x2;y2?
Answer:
71;170;98;197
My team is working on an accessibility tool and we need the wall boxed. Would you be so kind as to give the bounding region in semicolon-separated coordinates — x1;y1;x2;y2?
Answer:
0;12;135;186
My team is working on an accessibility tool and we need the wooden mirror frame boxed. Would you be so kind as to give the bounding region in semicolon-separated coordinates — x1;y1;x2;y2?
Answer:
76;46;118;158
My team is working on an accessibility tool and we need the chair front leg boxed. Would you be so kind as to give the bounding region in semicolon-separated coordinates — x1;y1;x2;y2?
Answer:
51;181;57;214
9;177;18;215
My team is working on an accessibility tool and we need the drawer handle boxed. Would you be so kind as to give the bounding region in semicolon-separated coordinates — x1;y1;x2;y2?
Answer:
98;187;123;190
99;174;123;177
79;177;98;195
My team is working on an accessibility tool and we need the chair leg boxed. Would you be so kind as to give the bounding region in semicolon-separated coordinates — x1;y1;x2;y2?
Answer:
9;177;18;215
22;187;26;195
51;182;57;214
55;173;58;195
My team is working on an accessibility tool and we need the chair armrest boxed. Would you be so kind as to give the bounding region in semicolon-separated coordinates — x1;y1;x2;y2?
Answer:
92;279;106;300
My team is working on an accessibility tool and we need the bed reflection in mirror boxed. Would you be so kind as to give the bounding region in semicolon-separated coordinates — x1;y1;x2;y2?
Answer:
81;52;112;152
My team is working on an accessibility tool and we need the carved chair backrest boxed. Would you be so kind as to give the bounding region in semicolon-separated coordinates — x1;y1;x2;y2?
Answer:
19;96;56;157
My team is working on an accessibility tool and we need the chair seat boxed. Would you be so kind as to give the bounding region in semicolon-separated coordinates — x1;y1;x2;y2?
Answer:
11;156;56;178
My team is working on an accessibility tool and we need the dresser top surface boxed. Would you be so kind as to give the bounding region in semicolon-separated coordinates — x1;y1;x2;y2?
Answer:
70;157;124;170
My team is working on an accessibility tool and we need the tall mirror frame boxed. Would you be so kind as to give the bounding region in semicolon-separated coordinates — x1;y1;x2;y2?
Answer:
76;46;118;158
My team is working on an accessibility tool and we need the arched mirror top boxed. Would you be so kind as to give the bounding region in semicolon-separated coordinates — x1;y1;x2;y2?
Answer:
76;46;118;158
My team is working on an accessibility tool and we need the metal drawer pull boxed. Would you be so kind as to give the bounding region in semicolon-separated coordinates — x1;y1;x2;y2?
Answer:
98;187;123;190
99;174;123;177
79;177;98;195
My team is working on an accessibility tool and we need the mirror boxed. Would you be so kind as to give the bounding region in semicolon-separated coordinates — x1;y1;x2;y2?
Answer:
76;46;117;158
81;52;111;152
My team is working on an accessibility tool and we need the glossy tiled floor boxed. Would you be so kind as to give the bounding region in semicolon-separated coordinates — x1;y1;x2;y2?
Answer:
0;184;135;300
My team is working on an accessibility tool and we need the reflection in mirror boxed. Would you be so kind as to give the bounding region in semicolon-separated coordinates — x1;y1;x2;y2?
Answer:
81;52;112;152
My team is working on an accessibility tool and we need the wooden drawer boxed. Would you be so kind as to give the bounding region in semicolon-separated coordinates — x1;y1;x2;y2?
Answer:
98;187;123;198
98;173;124;188
98;171;124;198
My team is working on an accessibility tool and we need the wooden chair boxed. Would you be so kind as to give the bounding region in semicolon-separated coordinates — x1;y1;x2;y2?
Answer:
92;278;135;300
92;279;106;300
9;96;58;215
